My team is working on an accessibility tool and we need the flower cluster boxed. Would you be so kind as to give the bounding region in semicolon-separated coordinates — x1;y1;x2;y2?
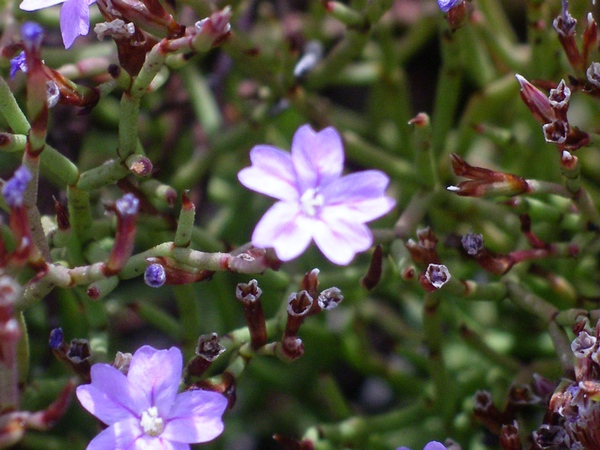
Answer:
238;124;396;265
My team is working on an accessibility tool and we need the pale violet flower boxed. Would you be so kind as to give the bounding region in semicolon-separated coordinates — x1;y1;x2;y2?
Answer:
237;124;396;265
20;0;96;48
398;441;447;450
438;0;463;13
76;345;227;449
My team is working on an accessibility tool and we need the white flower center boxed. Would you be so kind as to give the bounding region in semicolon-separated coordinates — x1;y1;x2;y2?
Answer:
140;406;164;436
300;188;324;217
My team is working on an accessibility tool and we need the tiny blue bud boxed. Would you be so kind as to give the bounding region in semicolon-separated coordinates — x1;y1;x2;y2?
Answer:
49;327;64;349
438;0;462;13
21;22;44;49
2;166;32;207
116;193;139;217
144;263;166;288
9;51;27;79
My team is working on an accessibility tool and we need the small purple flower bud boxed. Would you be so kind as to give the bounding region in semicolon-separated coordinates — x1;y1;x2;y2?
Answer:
115;193;139;217
9;51;27;78
2;166;32;208
144;263;166;288
571;330;596;358
425;263;451;289
48;327;64;349
438;0;463;13
21;21;44;50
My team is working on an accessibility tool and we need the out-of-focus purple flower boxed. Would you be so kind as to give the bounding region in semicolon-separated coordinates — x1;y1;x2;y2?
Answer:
238;124;396;265
398;442;447;450
144;263;166;288
438;0;463;13
20;0;96;48
76;345;227;449
9;51;27;78
2;166;32;208
48;328;64;349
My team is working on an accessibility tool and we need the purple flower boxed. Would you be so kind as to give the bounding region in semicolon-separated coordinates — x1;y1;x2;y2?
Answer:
144;263;166;288
438;0;463;13
20;0;96;48
2;166;32;208
238;124;395;265
398;442;447;450
10;51;27;78
76;345;227;449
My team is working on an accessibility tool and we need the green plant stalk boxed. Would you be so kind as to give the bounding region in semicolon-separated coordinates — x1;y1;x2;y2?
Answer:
0;77;30;134
423;292;454;432
313;399;427;444
180;65;222;137
173;284;202;347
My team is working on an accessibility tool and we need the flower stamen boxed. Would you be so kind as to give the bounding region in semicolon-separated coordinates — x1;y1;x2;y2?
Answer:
140;406;164;436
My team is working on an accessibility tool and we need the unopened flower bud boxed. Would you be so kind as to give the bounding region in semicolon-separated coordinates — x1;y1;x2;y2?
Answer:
95;19;136;41
571;330;596;358
438;0;463;13
2;166;32;208
461;233;484;255
48;327;64;350
115;193;139;217
21;22;44;51
144;263;166;288
515;74;555;124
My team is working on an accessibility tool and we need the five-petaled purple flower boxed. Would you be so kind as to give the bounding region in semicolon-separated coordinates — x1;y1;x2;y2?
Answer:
438;0;463;13
237;124;396;265
76;345;228;449
398;441;447;450
20;0;96;48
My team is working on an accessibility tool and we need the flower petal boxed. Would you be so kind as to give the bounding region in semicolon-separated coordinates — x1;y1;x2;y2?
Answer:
323;170;395;222
291;125;344;192
312;215;372;265
59;0;90;48
237;145;299;201
424;442;447;450
251;202;314;261
132;435;188;450
76;364;148;425
86;418;142;450
127;346;182;418
20;0;64;11
162;390;227;443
